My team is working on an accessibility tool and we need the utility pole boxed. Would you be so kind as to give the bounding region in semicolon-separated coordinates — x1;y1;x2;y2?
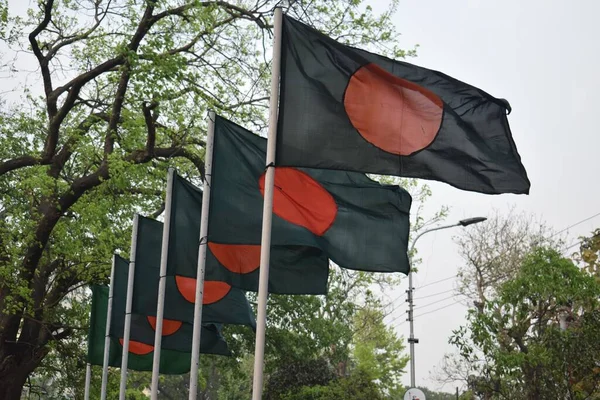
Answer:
407;272;418;387
407;217;486;387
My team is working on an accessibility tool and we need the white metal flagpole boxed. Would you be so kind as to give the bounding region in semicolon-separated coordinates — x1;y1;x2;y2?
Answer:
119;214;140;400
100;254;117;400
188;111;216;399
251;7;283;400
150;168;175;399
84;363;91;400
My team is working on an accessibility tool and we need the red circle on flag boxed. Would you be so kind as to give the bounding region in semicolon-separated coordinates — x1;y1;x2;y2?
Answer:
208;242;261;274
343;63;444;155
119;338;154;355
259;167;337;236
175;275;231;305
146;316;183;336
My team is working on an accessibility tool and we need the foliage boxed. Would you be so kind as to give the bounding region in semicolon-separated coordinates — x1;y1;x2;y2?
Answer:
264;290;408;400
449;247;600;400
352;306;408;396
576;228;600;278
265;358;335;400
281;370;383;400
455;208;564;312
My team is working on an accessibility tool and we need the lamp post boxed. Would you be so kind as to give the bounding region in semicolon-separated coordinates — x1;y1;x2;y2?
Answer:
407;217;487;387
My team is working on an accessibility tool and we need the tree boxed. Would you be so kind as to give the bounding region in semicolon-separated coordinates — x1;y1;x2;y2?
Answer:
455;209;564;313
576;228;600;277
449;247;600;400
0;0;409;398
352;306;408;397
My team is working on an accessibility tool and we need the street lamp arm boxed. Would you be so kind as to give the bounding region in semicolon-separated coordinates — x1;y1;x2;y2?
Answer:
409;222;461;254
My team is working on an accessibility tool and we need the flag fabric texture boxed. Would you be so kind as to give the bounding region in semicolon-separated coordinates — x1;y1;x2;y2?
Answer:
169;171;329;294
131;218;256;328
209;116;412;274
275;15;530;195
87;285;192;374
111;257;231;356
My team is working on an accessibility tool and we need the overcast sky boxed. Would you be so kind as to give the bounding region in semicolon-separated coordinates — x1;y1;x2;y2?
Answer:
369;0;600;391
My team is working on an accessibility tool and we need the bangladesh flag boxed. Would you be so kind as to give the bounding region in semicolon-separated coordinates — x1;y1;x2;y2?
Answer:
209;116;412;274
128;220;256;328
275;15;530;195
111;258;230;356
87;285;220;375
169;171;329;294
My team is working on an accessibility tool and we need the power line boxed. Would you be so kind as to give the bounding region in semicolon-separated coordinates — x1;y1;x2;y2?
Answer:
550;211;600;239
389;213;600;333
417;274;457;289
413;288;455;300
565;239;583;252
391;319;407;329
415;294;459;309
414;299;464;318
386;310;407;326
388;281;457;308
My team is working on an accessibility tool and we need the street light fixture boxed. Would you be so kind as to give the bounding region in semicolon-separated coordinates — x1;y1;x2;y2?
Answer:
406;217;487;388
458;217;488;226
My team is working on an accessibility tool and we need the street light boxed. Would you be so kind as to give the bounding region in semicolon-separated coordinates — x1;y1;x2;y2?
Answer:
406;217;487;388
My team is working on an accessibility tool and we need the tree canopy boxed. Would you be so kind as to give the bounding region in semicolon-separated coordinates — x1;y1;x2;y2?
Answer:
450;247;600;399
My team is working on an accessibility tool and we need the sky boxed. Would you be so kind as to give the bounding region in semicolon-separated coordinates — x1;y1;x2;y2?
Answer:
3;0;600;395
368;0;600;391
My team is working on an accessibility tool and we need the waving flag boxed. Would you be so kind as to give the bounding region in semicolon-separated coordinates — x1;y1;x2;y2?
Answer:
209;116;412;274
131;219;256;327
87;285;228;375
275;15;530;195
169;171;329;294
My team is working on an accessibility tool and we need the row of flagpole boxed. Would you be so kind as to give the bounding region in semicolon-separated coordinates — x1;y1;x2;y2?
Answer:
84;8;282;398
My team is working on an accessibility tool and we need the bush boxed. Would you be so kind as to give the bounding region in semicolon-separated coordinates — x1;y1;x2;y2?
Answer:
265;358;335;400
281;370;383;400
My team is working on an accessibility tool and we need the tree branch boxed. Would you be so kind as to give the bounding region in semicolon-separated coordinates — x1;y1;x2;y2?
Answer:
28;0;56;103
45;0;110;60
142;101;159;156
48;112;110;179
0;156;42;176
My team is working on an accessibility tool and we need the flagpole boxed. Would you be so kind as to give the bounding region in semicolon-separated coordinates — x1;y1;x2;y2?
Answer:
150;168;175;400
84;363;91;400
251;7;283;400
188;111;216;400
100;255;117;400
119;214;140;400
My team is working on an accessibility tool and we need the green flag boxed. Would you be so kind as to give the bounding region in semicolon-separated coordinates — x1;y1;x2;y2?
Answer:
111;258;231;355
87;285;192;374
132;218;256;328
276;15;529;195
209;116;412;274
169;171;329;294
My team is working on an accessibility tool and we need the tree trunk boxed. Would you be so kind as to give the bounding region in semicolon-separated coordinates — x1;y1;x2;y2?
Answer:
0;369;29;400
0;341;47;400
